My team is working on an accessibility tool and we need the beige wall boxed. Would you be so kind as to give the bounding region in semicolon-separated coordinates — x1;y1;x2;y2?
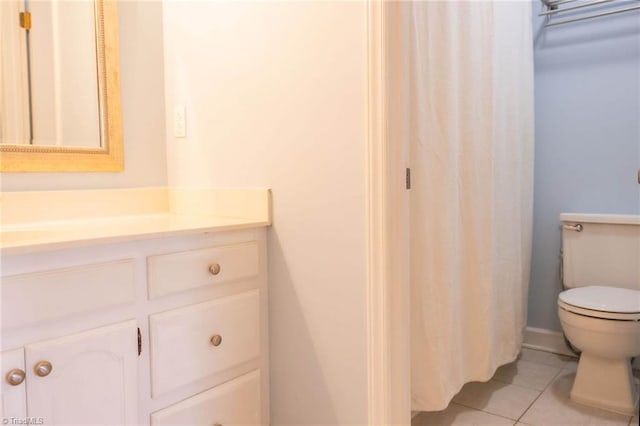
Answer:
162;2;370;424
0;1;168;191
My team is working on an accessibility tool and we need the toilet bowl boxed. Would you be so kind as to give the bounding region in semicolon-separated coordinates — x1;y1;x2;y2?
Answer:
558;286;640;415
557;213;640;416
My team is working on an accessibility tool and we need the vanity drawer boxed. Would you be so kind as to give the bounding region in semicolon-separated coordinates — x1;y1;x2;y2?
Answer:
147;242;259;299
151;369;261;426
149;290;260;396
1;260;136;329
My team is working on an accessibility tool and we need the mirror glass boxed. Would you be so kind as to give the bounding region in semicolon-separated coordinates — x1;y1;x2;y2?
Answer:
0;0;103;147
0;0;123;172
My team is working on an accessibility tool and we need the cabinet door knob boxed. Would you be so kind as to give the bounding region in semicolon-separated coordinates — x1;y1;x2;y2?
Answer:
34;361;52;377
209;263;221;275
5;369;25;386
210;334;223;347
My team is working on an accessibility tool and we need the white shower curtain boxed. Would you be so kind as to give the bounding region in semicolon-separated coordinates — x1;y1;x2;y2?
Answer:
408;1;534;411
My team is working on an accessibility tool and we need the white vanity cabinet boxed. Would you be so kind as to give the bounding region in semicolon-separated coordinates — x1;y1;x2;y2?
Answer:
1;227;269;425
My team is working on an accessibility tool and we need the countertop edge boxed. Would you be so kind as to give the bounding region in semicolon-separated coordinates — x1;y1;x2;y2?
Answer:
0;217;270;256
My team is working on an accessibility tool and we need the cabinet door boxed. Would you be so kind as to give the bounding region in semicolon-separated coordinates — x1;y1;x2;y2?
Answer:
0;348;27;420
25;320;138;425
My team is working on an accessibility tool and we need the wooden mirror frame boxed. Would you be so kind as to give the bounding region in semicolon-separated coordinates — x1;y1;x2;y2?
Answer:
0;0;123;172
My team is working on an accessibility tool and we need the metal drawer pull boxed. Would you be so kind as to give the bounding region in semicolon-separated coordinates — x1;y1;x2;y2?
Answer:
34;361;52;377
6;369;25;386
209;263;221;275
210;334;223;347
563;223;583;232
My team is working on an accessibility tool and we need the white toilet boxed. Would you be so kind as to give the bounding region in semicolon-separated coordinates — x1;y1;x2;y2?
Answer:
557;213;640;415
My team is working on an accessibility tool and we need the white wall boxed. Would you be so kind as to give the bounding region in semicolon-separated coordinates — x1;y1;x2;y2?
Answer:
1;1;168;191
162;2;370;425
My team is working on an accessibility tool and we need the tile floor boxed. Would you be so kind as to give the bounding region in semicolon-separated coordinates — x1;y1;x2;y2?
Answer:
412;348;640;426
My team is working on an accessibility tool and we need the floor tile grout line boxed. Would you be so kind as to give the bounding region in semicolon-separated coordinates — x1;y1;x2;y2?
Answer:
487;377;553;393
461;350;568;423
414;355;636;425
420;350;633;425
520;357;576;369
514;356;634;424
447;401;524;423
490;374;560;393
513;389;543;424
453;381;543;422
555;358;635;424
515;358;568;424
412;403;515;425
520;348;578;369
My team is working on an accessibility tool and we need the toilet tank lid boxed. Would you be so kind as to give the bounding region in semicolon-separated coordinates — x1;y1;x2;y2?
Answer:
559;286;640;314
560;213;640;225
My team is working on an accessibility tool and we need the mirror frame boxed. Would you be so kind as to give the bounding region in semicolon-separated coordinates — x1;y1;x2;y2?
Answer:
0;0;123;172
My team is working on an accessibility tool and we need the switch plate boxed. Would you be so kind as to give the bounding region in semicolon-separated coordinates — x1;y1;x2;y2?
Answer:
174;105;186;138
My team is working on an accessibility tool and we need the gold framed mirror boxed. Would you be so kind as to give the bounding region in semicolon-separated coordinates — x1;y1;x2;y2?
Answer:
0;0;123;172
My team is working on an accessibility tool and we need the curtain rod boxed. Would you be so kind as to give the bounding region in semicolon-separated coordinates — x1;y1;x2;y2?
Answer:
539;0;614;16
543;3;640;27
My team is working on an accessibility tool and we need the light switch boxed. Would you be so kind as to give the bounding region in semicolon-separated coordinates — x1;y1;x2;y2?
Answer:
174;105;186;138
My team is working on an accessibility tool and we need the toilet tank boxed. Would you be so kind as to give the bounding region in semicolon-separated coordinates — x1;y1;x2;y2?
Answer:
561;213;640;290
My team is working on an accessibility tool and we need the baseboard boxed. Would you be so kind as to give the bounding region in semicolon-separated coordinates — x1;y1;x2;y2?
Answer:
523;327;576;357
524;326;640;369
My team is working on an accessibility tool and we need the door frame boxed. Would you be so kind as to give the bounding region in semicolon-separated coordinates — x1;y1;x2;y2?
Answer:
366;2;411;425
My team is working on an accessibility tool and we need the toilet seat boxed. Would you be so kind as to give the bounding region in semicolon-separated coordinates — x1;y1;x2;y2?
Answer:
558;286;640;321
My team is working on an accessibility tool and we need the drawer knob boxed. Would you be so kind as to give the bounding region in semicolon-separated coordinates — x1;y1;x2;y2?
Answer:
34;361;52;377
210;334;223;347
5;369;25;386
209;263;221;275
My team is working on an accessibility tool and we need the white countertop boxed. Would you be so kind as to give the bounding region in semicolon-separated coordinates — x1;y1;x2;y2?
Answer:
0;213;269;256
1;187;272;255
